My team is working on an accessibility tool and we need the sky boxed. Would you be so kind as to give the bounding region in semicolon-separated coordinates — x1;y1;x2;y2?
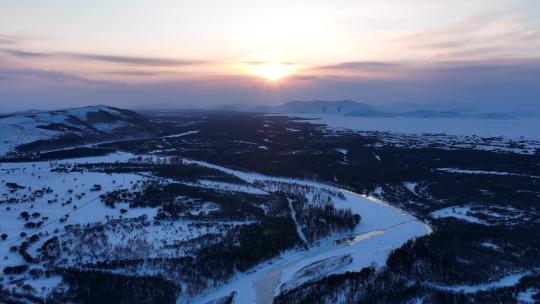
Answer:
0;0;539;112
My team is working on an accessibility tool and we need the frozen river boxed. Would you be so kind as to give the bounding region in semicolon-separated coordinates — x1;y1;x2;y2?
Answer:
189;162;431;304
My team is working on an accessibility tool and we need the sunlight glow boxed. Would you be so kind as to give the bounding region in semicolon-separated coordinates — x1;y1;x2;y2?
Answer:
252;62;294;81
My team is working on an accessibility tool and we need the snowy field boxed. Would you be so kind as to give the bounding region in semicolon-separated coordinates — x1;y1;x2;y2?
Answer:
436;168;540;179
430;206;484;224
429;204;527;226
0;153;161;295
288;114;540;140
428;271;533;293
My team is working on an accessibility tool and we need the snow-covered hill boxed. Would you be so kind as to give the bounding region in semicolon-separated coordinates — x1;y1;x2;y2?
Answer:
0;105;152;156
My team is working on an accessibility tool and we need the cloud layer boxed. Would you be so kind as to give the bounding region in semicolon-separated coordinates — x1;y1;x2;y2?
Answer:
1;48;208;66
1;58;539;112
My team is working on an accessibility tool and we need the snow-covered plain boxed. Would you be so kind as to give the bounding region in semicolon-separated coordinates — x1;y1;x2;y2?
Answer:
187;160;431;304
290;114;540;140
281;114;540;154
436;168;540;179
403;182;418;196
516;288;539;303
181;180;268;195
160;130;200;138
430;206;484;224
430;205;526;226
0;153;162;295
428;271;532;293
480;242;501;251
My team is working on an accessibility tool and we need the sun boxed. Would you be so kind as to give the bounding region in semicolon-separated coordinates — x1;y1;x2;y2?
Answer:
252;62;294;81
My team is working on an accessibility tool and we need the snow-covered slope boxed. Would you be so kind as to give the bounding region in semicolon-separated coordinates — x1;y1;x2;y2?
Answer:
0;105;151;156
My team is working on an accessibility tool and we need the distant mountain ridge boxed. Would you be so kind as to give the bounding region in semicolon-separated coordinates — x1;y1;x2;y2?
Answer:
269;100;376;114
218;100;379;114
0;105;153;157
218;100;519;120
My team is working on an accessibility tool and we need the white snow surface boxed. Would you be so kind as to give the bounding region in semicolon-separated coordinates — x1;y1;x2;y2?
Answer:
160;130;200;138
0;118;59;156
335;148;348;155
289;114;540;140
0;105;137;156
430;206;484;224
430;204;525;225
280;113;540;154
287;198;309;246
428;272;532;293
0;152;158;271
404;182;418;195
68;105;124;121
436;168;540;179
182;180;268;195
516;288;539;303
480;242;501;251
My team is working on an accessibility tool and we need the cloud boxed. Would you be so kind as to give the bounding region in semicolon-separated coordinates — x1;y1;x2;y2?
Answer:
243;61;295;66
103;70;161;76
292;75;322;81
0;35;21;45
394;14;540;60
316;61;401;71
0;68;117;85
291;74;343;81
310;61;406;80
312;58;540;80
1;48;48;57
434;47;509;60
60;52;208;66
0;48;208;66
